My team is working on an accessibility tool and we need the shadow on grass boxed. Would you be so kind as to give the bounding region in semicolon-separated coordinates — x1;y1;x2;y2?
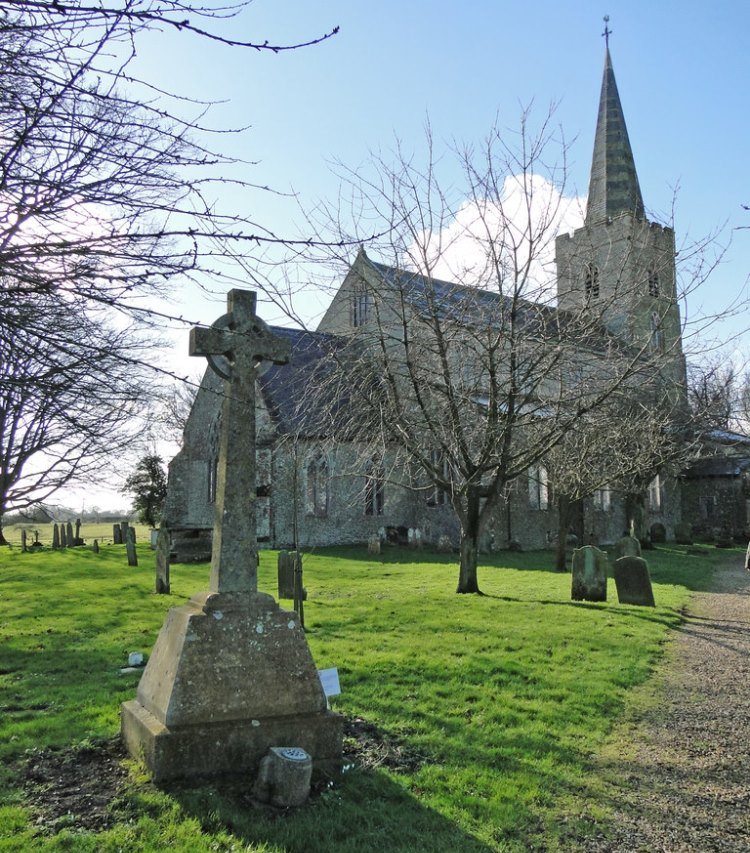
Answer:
165;768;495;853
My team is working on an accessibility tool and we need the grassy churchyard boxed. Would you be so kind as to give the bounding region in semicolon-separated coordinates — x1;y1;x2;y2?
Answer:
0;541;729;852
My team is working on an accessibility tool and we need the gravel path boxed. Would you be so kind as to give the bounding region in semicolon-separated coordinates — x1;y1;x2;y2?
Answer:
577;554;750;852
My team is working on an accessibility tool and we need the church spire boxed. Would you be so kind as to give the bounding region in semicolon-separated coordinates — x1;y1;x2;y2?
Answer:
585;36;645;225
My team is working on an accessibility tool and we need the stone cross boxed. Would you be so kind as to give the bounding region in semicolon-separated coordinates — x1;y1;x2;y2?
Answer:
190;290;289;595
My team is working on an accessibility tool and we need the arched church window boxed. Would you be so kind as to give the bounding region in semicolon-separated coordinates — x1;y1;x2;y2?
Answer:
584;263;600;300
648;267;660;297
305;453;329;517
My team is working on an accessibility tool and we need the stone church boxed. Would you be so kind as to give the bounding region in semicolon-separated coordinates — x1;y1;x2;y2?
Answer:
164;46;748;560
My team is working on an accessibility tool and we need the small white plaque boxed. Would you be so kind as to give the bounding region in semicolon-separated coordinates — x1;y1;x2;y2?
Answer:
318;667;341;697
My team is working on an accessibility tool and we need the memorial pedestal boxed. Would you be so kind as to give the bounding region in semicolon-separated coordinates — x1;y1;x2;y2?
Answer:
121;591;342;782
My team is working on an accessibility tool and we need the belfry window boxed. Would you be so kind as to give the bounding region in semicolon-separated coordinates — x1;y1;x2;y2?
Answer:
584;263;600;300
648;267;660;297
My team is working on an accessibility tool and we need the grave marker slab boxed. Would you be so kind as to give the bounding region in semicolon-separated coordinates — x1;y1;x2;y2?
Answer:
571;545;608;602
615;535;641;560
613;556;656;607
125;527;138;567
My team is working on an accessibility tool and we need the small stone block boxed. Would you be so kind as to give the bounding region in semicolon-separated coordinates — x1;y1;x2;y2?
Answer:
253;746;312;808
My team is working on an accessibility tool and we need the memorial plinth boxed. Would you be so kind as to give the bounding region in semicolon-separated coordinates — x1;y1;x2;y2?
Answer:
121;291;342;781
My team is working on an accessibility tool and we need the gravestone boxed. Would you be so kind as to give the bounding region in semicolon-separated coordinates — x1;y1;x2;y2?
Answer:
59;525;67;547
120;521;129;542
125;527;138;567
571;545;608;602
21;529;27;552
66;521;74;546
367;535;380;554
113;524;123;545
122;290;342;782
155;526;170;594
277;551;297;599
92;539;100;554
613;556;656;607
615;534;641;559
75;518;82;546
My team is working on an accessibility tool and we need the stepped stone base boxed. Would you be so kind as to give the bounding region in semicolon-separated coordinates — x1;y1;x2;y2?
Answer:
121;590;342;782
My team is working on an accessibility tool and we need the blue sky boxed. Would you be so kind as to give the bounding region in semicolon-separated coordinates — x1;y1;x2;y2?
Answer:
130;0;750;357
72;0;750;508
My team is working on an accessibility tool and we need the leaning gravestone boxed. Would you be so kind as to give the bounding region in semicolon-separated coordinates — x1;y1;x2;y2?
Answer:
125;527;138;567
155;526;171;594
615;534;641;559
122;290;342;782
613;556;656;607
113;524;122;545
571;545;608;602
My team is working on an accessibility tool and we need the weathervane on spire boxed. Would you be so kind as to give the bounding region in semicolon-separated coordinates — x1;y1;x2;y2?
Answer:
602;15;611;47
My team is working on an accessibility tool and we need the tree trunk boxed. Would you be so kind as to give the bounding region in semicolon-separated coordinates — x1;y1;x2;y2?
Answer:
555;494;572;571
625;492;648;547
456;486;482;594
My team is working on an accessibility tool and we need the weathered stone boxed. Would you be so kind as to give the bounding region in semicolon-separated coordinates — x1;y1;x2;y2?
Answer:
122;290;342;782
614;534;641;559
125;527;138;567
367;535;380;554
253;746;312;807
571;545;608;602
92;539;100;554
113;524;123;545
674;521;693;545
650;522;666;544
120;521;129;542
66;521;74;546
155;526;171;594
613;555;656;607
437;534;453;553
21;529;27;552
75;518;82;546
59;525;67;548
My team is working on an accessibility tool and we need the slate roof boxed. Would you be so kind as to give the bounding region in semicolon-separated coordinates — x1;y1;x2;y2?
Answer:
260;326;351;437
586;48;645;225
363;254;615;354
682;456;750;479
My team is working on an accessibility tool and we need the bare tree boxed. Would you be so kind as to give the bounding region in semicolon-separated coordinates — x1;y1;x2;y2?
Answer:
299;113;690;593
0;2;338;518
0;294;152;543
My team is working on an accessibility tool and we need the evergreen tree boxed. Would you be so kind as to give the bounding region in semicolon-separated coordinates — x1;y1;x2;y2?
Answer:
122;456;168;528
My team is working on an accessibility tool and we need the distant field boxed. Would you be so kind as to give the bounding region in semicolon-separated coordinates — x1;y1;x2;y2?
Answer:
2;521;153;548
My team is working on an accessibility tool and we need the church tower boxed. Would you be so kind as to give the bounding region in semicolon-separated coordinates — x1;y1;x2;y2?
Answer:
556;39;686;390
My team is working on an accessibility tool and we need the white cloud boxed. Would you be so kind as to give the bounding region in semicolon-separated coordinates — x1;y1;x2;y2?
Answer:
409;174;585;304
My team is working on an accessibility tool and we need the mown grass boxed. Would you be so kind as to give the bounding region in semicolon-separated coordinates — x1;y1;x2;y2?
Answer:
0;541;732;851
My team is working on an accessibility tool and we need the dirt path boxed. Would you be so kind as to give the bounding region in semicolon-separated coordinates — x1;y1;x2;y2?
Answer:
577;554;750;852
